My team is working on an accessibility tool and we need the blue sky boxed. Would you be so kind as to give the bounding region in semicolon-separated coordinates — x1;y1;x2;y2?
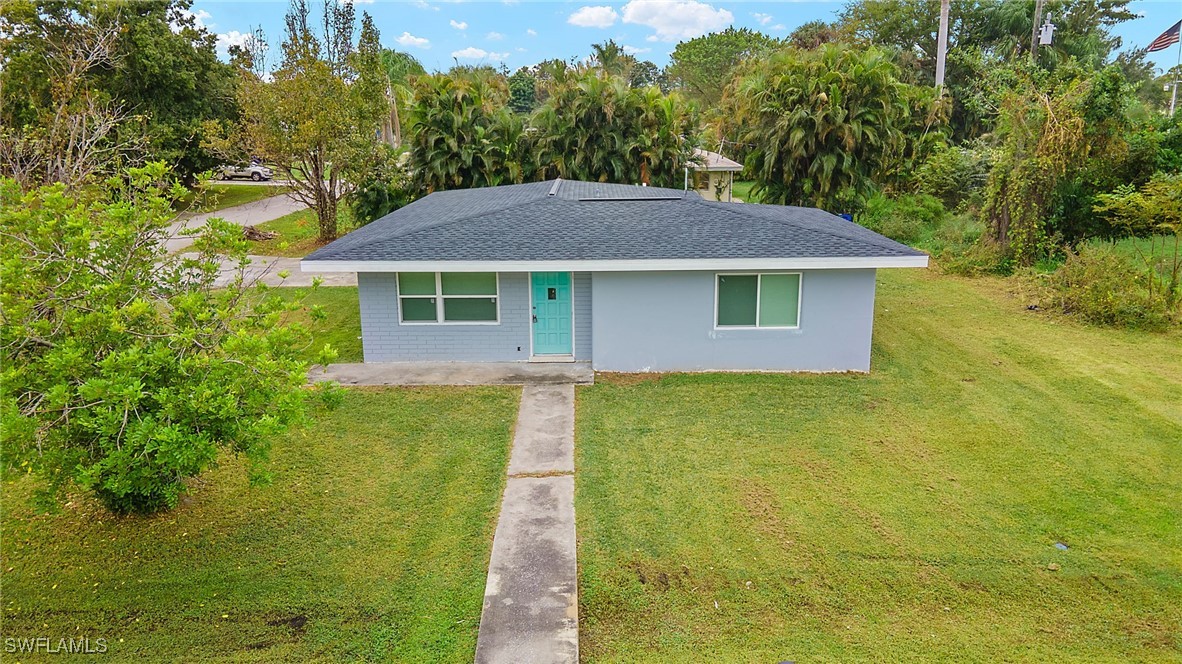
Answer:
188;0;1182;75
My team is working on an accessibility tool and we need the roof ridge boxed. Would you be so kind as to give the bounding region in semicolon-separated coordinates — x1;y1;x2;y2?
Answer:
369;192;556;247
304;181;555;261
377;183;553;241
690;197;915;255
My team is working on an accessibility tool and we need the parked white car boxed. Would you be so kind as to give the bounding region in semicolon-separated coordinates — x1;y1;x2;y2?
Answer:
220;164;273;181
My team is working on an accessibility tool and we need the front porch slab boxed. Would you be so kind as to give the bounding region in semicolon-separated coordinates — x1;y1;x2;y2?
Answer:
308;361;593;386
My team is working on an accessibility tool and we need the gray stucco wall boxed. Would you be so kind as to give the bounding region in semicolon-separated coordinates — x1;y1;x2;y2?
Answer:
589;269;877;372
357;271;592;362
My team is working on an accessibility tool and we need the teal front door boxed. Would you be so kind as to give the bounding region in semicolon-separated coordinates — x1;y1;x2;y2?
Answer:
531;272;573;356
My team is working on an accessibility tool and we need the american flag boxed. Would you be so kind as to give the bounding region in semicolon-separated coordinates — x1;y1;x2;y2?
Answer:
1147;20;1181;53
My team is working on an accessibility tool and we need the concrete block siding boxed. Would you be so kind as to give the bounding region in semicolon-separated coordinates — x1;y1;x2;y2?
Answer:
590;269;878;373
357;269;876;372
357;272;592;362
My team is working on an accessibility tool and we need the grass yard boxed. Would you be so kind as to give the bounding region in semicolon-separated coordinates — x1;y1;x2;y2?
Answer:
283;286;363;364
176;183;288;214
246;208;356;258
730;180;755;203
576;268;1182;662
1;387;519;662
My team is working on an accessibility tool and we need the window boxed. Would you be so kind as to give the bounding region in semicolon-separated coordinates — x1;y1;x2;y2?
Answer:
398;272;499;324
715;273;801;328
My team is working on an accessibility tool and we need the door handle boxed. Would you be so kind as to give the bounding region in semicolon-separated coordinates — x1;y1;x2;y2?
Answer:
532;315;537;323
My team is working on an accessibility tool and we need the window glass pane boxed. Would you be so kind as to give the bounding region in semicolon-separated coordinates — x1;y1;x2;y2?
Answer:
717;275;757;326
441;272;497;296
443;297;497;321
759;274;800;327
400;297;437;321
398;272;436;296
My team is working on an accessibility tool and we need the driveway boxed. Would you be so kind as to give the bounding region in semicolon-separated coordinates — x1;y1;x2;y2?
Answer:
177;253;357;288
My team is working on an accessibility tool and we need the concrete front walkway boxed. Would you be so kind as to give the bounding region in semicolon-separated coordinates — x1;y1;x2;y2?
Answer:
475;385;579;664
310;362;593;386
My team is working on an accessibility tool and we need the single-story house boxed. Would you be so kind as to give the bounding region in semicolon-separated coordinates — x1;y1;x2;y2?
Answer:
301;179;928;373
690;148;744;202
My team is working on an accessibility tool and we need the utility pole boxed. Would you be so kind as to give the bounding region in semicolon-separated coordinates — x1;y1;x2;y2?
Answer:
935;0;950;89
1173;41;1181;116
1030;0;1046;59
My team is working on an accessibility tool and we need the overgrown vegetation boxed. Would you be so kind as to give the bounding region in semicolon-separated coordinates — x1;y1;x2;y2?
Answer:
0;164;333;513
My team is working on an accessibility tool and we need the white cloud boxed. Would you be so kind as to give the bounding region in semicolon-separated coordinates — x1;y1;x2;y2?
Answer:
771;24;786;31
396;31;431;48
568;5;618;28
411;0;440;10
621;44;650;54
215;30;250;56
487;31;504;40
350;0;375;4
451;46;508;60
517;47;527;52
527;28;538;36
449;19;468;30
621;0;733;41
752;12;772;26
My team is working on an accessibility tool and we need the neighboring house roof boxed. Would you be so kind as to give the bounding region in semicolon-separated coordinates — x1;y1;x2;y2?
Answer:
303;179;928;272
691;148;744;172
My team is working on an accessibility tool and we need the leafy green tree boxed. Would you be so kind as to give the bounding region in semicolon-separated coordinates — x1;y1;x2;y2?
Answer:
788;20;842;49
238;0;387;241
838;0;1136;140
628;60;665;90
729;45;939;209
508;67;538;113
0;163;329;513
590;39;637;79
532;70;700;187
0;0;238;186
407;72;530;190
667;27;781;107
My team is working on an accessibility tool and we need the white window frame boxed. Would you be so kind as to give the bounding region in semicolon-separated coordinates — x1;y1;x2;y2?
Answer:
713;272;802;330
397;272;501;325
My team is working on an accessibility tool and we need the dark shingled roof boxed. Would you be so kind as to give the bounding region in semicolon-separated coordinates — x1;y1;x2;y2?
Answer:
304;179;925;263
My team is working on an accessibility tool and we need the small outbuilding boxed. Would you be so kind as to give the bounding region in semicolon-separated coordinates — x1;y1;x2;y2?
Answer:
689;148;744;202
301;179;927;373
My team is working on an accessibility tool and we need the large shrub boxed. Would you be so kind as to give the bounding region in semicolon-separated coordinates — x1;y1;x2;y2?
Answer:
0;164;330;513
1043;245;1173;330
857;193;946;245
916;143;991;209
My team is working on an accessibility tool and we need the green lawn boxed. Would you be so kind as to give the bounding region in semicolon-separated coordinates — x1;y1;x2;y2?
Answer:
246;208;356;258
576;268;1182;662
1;387;518;662
730;180;756;203
288;286;363;364
177;183;289;214
1087;233;1181;280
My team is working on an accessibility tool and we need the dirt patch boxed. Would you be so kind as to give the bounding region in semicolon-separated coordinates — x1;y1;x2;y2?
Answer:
1122;616;1178;651
267;614;308;635
624;559;692;592
739;480;797;549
